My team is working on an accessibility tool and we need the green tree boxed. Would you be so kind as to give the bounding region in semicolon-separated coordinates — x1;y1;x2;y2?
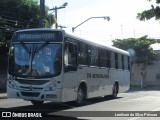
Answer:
0;0;54;55
137;0;160;21
112;36;158;64
0;0;53;30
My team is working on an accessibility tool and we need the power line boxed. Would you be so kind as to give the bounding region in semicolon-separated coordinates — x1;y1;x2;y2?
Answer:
0;0;38;9
0;15;39;25
0;0;52;29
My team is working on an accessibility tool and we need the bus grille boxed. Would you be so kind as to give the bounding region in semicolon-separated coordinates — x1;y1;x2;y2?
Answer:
21;92;40;97
19;86;43;90
15;79;48;85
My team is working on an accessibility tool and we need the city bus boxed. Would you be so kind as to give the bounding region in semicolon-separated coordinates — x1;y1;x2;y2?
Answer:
7;28;130;105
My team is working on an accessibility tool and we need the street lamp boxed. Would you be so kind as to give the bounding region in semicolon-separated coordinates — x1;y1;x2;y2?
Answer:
72;16;110;32
50;2;68;29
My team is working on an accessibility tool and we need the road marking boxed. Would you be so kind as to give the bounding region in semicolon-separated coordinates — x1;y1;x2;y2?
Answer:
152;107;160;111
129;117;140;120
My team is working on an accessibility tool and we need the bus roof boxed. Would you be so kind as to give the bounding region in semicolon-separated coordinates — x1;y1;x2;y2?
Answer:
14;28;129;56
14;28;62;33
65;32;130;56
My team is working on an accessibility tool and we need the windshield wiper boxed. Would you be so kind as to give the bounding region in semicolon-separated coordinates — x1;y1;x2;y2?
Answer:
20;42;31;54
20;41;50;76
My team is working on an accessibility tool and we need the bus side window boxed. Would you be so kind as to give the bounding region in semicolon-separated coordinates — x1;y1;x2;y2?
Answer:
108;51;111;68
122;55;124;70
128;56;130;70
78;43;88;65
99;49;109;68
124;55;129;70
118;54;122;69
64;42;77;72
115;53;118;69
88;45;98;66
111;52;115;68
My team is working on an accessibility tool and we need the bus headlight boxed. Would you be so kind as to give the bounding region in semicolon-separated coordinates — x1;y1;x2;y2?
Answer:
45;82;57;91
8;80;18;89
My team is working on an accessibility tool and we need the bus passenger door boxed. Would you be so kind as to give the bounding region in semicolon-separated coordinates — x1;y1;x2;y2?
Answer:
63;42;78;102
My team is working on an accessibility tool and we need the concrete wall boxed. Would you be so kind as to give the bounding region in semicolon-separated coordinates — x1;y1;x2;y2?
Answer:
131;61;160;87
0;55;8;90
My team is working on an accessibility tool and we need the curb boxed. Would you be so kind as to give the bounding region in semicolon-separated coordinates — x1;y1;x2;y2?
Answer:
0;96;7;99
0;93;7;99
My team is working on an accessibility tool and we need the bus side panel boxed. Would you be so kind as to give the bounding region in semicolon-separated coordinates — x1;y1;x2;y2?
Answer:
62;71;78;102
119;70;130;93
109;69;123;93
98;68;111;96
78;66;100;99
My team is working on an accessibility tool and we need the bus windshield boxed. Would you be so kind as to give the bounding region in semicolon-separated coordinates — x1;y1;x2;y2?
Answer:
9;43;62;78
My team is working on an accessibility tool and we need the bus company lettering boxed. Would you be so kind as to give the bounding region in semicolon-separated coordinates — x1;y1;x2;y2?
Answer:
87;73;109;79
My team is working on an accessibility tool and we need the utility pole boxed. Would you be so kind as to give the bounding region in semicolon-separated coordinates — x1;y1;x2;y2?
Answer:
121;24;123;39
50;2;68;29
55;6;58;29
39;0;45;28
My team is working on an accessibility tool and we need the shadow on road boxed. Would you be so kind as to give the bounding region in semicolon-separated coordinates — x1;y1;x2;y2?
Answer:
0;96;122;120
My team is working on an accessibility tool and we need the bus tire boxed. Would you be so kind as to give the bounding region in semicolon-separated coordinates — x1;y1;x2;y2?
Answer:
31;100;44;106
112;83;118;99
76;85;86;105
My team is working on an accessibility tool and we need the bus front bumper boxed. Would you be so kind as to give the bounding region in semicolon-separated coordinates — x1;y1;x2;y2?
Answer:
7;86;62;102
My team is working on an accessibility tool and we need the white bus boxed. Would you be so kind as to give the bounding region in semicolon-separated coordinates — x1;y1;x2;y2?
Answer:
7;28;130;105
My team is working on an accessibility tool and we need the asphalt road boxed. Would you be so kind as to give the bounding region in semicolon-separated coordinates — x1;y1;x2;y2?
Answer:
0;87;160;120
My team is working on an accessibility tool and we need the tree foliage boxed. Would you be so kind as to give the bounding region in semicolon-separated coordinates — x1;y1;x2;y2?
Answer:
137;0;160;21
0;0;53;30
0;0;54;55
112;36;159;64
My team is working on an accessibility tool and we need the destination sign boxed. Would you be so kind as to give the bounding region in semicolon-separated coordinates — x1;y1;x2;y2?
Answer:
12;31;62;42
19;33;55;40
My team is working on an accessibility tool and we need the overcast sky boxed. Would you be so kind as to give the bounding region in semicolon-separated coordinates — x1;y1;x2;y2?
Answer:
45;0;160;45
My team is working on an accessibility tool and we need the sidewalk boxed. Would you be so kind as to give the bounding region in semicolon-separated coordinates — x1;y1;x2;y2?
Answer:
129;85;160;91
0;90;7;99
0;93;7;99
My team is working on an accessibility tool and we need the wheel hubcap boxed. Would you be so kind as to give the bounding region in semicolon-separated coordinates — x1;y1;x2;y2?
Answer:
77;89;83;101
113;86;117;96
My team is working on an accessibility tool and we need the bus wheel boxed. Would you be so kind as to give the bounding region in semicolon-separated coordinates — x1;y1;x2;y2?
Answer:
112;84;118;99
31;100;44;106
76;86;86;105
